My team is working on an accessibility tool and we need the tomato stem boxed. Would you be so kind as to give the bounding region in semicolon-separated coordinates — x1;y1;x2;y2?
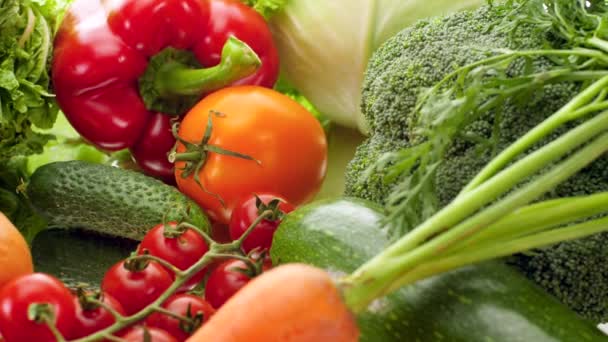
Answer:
100;334;124;342
71;217;253;342
234;210;274;248
131;254;184;277
170;151;201;162
139;36;261;115
87;298;124;322
71;251;215;341
151;306;196;324
35;304;66;342
177;222;215;246
25;303;68;341
169;115;261;208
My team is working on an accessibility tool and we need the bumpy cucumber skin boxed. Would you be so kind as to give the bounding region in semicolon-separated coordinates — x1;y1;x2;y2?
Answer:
272;198;607;342
28;161;210;240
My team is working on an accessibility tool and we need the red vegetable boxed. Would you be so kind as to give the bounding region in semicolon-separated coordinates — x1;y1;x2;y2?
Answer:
70;292;126;339
195;0;279;88
204;259;253;309
146;294;215;341
138;222;209;291
229;193;295;253
0;273;76;342
101;260;173;315
52;0;279;181
120;326;179;342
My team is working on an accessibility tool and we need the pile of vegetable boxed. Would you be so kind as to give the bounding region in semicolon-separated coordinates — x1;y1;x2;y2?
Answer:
345;0;608;323
2;0;608;341
0;188;301;341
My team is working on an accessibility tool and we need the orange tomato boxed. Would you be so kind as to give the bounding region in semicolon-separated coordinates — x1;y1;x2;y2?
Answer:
174;86;327;223
0;213;34;289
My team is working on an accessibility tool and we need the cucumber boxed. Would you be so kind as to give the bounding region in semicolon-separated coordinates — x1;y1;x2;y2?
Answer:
28;161;210;240
271;198;608;342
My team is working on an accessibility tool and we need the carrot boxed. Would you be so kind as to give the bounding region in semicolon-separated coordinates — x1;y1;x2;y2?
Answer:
186;263;359;342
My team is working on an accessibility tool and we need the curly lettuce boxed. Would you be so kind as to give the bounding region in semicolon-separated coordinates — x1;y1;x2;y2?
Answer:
0;0;71;159
0;0;75;242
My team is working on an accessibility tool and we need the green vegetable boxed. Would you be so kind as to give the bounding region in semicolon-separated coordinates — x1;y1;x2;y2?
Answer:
345;1;608;321
0;157;47;243
0;0;69;160
27;161;210;240
269;0;484;133
1;112;108;243
0;0;74;241
272;199;608;341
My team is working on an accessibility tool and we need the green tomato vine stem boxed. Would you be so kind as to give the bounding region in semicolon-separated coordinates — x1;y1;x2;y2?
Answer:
53;209;275;341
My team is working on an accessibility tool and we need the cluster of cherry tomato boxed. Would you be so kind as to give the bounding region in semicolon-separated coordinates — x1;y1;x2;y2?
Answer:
0;193;293;342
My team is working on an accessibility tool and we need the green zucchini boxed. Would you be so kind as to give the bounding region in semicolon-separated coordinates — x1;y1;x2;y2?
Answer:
28;161;210;240
271;198;607;342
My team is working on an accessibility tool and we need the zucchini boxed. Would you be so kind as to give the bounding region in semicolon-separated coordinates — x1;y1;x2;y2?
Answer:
271;198;607;342
28;161;210;240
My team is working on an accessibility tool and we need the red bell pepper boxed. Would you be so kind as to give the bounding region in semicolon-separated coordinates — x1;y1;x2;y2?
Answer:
52;0;279;182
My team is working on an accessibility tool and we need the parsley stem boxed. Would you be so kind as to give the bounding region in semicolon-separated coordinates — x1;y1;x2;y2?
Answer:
342;114;608;312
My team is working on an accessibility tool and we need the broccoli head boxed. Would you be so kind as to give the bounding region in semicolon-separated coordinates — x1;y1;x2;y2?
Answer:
345;2;608;322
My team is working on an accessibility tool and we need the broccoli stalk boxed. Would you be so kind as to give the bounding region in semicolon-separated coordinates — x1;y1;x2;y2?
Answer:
345;0;608;321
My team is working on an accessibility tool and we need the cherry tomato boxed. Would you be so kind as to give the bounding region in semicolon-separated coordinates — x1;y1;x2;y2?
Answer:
101;260;173;315
205;259;253;308
175;86;327;224
211;221;231;243
193;0;279;88
70;292;125;339
0;273;76;342
138;222;209;291
146;294;215;341
229;193;294;253
119;326;178;342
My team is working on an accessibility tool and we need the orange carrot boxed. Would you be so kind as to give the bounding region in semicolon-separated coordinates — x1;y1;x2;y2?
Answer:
186;263;359;342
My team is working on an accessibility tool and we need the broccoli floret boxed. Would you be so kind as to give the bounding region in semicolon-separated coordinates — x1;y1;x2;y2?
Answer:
344;134;409;205
511;237;608;323
345;3;608;322
346;4;554;199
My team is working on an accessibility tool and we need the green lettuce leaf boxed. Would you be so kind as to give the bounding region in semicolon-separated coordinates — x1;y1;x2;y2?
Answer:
0;0;59;160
